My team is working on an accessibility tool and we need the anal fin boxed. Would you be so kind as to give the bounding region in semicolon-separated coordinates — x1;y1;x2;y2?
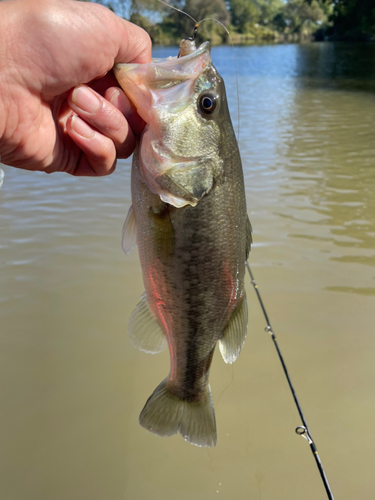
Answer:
128;292;167;354
219;292;248;364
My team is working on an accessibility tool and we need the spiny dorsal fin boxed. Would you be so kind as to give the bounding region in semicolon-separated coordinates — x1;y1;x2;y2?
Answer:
122;205;137;255
219;292;248;364
246;215;252;261
128;292;167;354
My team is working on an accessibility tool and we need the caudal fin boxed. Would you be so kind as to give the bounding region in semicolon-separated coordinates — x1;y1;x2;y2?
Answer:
139;379;217;447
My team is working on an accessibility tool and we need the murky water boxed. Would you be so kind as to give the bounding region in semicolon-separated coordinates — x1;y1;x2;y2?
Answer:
1;42;375;499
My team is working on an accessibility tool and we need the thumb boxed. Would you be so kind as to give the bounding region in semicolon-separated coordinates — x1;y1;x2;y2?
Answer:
113;16;152;65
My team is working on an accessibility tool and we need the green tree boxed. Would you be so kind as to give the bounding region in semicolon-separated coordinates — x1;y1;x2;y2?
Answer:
228;0;286;34
78;0;375;43
228;0;261;33
273;0;326;34
330;0;375;40
258;0;284;27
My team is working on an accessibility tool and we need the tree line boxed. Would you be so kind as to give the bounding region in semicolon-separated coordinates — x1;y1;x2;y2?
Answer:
84;0;375;44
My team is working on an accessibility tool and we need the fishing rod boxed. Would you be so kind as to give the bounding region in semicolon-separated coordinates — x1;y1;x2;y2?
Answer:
246;262;334;500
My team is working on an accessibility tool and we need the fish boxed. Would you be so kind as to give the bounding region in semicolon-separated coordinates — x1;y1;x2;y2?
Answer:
114;40;251;447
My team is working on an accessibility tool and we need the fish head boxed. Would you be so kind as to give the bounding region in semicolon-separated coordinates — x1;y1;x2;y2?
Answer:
114;42;232;208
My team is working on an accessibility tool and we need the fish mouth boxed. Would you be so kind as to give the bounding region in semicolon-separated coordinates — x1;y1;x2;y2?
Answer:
155;41;210;61
114;42;211;85
113;43;212;122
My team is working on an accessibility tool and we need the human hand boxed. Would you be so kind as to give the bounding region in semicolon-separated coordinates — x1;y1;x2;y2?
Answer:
0;0;151;176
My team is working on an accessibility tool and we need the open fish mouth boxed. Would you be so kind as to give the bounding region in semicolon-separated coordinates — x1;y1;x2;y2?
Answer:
113;42;212;124
115;41;211;86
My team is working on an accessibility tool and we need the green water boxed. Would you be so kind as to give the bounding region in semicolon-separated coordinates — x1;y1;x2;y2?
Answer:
1;42;375;499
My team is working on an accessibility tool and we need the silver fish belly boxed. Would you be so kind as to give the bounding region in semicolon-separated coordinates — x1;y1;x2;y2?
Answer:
115;41;251;447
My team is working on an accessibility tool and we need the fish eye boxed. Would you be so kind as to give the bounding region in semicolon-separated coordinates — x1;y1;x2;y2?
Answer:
199;94;217;115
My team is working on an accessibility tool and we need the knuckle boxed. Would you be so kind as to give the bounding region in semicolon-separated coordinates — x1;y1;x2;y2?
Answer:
88;138;115;164
142;31;152;53
101;103;126;136
140;31;152;61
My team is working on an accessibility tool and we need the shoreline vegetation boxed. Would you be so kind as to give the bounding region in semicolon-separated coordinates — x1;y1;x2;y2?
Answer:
84;0;375;45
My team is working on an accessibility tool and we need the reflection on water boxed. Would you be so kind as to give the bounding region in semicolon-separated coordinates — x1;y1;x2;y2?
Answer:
1;43;375;500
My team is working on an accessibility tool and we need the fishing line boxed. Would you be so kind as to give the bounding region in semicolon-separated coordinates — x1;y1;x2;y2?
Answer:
215;363;235;408
157;0;197;24
197;17;240;141
246;262;335;500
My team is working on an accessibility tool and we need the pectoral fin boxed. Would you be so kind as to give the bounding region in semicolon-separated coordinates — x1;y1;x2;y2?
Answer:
219;292;248;364
122;205;137;255
128;292;167;354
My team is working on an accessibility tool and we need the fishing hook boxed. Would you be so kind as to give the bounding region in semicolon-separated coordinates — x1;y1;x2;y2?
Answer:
185;23;199;41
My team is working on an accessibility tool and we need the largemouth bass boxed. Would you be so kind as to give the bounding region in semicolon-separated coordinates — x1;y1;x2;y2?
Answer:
114;41;251;447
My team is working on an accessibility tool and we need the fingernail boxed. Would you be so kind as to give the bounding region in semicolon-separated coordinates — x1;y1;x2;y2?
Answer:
72;85;101;113
109;89;120;107
71;115;95;139
109;88;133;116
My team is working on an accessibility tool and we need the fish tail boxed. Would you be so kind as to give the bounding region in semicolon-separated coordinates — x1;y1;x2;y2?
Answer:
139;378;217;447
